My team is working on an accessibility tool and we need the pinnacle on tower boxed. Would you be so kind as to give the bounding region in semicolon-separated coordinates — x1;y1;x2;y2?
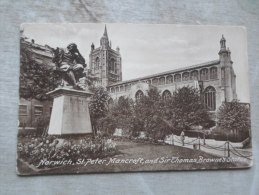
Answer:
100;25;109;48
91;42;95;50
103;25;108;38
221;34;226;41
220;34;226;49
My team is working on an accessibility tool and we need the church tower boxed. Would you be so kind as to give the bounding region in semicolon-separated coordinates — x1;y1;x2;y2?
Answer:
218;35;237;102
89;25;122;87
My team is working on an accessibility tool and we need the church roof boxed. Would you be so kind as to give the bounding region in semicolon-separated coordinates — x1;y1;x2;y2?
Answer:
107;59;220;87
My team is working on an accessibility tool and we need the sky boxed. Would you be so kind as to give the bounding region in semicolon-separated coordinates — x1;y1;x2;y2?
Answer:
22;23;250;102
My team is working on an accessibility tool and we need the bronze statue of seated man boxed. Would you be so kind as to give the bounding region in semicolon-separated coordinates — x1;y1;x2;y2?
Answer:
52;43;86;90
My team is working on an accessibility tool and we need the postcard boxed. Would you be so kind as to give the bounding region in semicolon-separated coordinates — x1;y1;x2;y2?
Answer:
17;23;252;175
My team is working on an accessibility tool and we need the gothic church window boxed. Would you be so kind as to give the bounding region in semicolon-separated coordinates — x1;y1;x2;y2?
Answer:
210;67;218;80
191;70;198;80
204;86;216;111
182;72;190;81
152;78;158;85
166;75;173;84
200;68;209;80
95;57;100;70
135;90;144;102
115;63;117;73
162;90;172;101
109;58;116;72
159;77;165;85
174;74;181;82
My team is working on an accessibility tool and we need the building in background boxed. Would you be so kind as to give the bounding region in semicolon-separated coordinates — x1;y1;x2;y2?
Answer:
19;26;237;127
19;35;54;128
89;25;122;87
90;27;237;113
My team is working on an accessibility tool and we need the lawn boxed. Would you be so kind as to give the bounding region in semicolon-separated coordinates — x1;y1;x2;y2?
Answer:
17;140;241;175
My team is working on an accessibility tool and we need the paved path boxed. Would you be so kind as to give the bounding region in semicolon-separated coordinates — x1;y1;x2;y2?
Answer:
165;135;252;163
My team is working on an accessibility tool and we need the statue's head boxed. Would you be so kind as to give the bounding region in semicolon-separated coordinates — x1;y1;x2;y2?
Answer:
67;43;77;52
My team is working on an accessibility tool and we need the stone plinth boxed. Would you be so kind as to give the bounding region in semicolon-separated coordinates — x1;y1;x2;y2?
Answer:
47;88;93;135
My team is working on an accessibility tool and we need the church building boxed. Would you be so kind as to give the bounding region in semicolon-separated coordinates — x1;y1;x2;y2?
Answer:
19;26;238;128
89;25;122;87
89;26;237;113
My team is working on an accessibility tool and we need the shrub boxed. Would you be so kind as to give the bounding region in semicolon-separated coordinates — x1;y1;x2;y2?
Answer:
217;101;251;141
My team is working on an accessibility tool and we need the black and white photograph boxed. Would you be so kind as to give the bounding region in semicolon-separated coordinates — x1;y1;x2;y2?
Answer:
17;23;252;175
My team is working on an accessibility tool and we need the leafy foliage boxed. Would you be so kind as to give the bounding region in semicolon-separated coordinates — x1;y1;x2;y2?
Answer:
167;87;211;132
89;87;110;134
217;100;251;140
18;136;117;168
96;115;117;136
94;96;134;137
90;86;212;141
110;96;134;132
131;88;173;139
20;45;61;101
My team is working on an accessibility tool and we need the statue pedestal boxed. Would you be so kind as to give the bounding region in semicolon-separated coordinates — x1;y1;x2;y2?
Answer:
47;88;93;135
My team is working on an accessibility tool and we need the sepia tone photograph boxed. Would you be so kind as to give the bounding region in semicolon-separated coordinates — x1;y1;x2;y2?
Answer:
17;23;252;175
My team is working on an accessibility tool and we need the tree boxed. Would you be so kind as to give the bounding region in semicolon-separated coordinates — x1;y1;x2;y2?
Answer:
20;44;60;101
111;97;134;134
133;88;171;140
217;100;251;141
89;86;212;141
89;87;110;135
96;115;117;137
97;96;134;137
167;86;211;133
111;96;133;118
